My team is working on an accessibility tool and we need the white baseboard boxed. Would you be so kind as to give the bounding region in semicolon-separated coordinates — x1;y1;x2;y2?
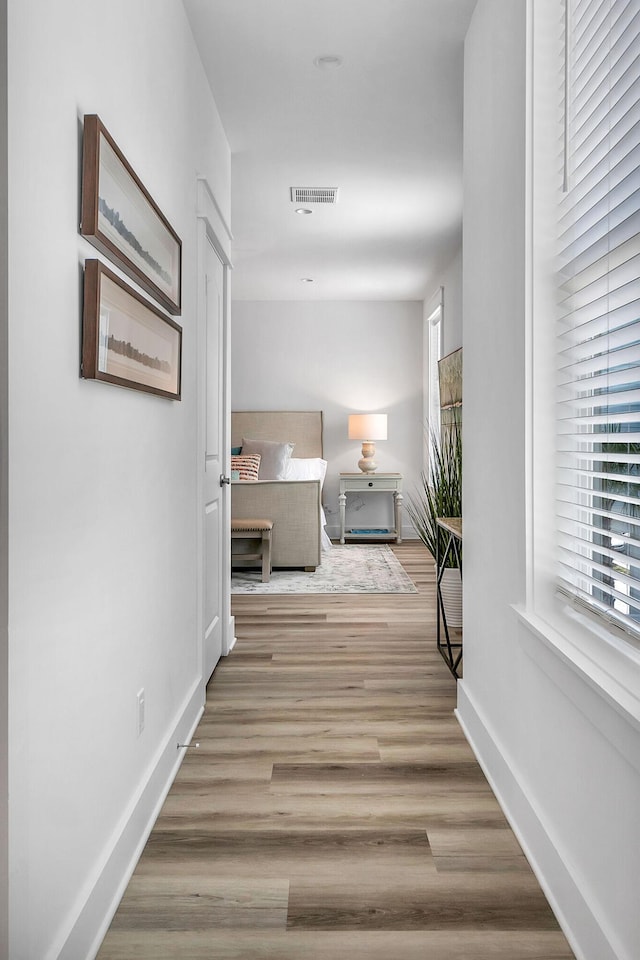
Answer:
54;681;204;960
456;681;619;960
224;614;236;655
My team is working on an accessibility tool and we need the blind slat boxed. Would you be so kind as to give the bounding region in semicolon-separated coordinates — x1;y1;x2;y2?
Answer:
560;209;640;282
559;541;640;591
559;562;640;619
558;491;640;518
560;151;640;242
559;338;640;376
572;14;639;114
558;386;640;409
557;449;640;464
559;250;640;309
558;297;640;343
559;325;640;365
560;216;640;294
572;55;639;155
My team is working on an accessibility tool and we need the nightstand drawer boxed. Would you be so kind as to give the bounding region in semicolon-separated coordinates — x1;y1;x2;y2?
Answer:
340;473;402;493
341;477;401;491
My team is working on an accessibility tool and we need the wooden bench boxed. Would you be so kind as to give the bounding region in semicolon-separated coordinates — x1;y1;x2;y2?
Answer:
231;519;273;583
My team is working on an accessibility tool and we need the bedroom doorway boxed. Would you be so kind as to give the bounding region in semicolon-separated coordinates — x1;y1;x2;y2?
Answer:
202;238;224;681
197;180;233;688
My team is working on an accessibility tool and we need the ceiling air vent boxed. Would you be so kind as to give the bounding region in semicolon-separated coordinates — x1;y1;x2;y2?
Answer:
290;187;339;205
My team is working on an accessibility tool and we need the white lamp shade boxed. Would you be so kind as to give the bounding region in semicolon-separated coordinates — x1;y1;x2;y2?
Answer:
348;413;388;441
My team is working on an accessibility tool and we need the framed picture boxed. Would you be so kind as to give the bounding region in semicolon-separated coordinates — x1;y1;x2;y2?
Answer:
438;346;462;429
82;259;182;400
81;114;182;315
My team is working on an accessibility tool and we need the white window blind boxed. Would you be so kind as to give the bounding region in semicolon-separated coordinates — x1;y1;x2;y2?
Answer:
557;0;640;637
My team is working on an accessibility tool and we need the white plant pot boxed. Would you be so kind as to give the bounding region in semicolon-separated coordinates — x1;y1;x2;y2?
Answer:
440;566;462;629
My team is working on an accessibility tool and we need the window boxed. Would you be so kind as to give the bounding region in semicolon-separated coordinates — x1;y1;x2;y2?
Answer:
557;0;640;639
424;288;443;464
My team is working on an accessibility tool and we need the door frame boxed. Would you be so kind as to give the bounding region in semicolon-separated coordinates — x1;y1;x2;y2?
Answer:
196;177;234;694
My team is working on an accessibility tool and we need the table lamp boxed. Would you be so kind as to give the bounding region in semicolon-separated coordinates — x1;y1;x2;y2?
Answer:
348;413;388;473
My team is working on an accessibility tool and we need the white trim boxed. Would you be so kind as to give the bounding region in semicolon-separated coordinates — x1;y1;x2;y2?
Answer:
195;218;207;685
0;0;8;952
196;176;233;247
516;605;640;744
425;284;444;320
424;295;443;471
221;234;234;656
54;682;204;960
524;0;640;732
226;623;237;655
548;0;640;636
196;177;233;664
196;228;227;669
456;681;620;960
524;0;535;611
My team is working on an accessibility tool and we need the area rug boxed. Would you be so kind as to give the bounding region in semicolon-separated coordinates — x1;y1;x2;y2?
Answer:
231;544;418;595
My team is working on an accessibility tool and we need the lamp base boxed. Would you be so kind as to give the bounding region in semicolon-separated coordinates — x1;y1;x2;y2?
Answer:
358;441;377;473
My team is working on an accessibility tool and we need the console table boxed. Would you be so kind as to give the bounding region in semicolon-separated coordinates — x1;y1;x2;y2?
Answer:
339;473;403;544
436;517;463;678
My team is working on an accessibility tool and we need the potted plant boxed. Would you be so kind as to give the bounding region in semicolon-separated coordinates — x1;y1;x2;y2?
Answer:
406;414;462;627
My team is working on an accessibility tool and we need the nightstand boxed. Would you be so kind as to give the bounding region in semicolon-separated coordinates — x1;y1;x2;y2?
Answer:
338;472;403;544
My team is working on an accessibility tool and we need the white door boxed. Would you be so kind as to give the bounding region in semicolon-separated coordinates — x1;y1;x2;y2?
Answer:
202;239;225;681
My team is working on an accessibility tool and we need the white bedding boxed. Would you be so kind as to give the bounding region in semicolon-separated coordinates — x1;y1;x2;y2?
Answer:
286;457;332;551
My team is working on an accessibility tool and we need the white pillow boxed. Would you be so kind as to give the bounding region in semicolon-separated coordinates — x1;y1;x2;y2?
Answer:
285;457;328;483
241;437;294;480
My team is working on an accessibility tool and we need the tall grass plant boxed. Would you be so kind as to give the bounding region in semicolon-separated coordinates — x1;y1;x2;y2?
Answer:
406;414;462;566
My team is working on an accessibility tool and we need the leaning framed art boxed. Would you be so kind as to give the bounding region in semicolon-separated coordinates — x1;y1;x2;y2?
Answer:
82;259;182;400
438;346;462;430
81;114;182;315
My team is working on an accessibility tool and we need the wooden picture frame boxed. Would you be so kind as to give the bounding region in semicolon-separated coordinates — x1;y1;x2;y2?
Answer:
82;259;182;400
81;114;182;315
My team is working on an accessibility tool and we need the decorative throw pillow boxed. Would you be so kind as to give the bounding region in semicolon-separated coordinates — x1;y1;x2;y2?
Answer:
241;437;294;480
231;445;242;455
230;453;261;481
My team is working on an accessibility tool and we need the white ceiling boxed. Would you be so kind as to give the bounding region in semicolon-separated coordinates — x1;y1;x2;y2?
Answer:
182;0;477;301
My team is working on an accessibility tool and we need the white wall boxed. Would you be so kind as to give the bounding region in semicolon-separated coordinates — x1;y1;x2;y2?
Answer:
7;2;230;957
0;1;7;954
231;300;423;537
461;4;640;960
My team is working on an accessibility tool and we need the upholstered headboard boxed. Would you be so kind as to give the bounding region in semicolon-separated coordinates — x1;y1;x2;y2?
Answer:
231;410;323;459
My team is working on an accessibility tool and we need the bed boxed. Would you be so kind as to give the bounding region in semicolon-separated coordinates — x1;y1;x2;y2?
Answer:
230;410;328;571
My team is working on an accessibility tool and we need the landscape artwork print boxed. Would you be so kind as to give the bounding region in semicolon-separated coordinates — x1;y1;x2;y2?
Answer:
438;346;462;428
82;260;182;400
81;115;182;315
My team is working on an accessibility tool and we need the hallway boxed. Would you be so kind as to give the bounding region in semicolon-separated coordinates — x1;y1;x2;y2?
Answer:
98;543;574;958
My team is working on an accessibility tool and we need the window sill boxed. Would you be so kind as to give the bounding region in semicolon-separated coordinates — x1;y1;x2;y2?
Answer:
515;605;640;744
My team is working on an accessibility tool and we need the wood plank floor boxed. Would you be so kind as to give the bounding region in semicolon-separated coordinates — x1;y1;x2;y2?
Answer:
97;542;575;959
